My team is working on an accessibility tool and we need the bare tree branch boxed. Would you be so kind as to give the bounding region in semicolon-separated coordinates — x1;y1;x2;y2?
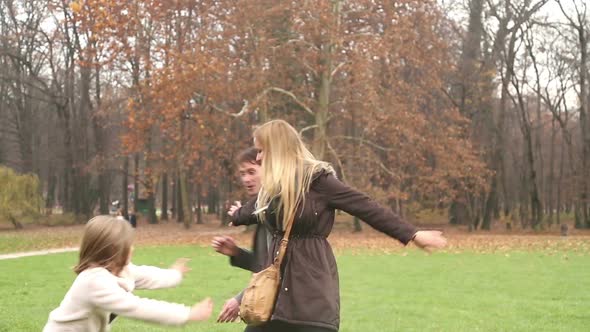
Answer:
377;159;398;179
265;87;315;115
331;135;394;152
299;124;318;135
210;99;252;118
326;139;347;182
330;61;347;79
210;86;315;118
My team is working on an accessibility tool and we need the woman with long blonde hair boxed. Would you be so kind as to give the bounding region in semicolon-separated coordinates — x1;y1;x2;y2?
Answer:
229;119;446;332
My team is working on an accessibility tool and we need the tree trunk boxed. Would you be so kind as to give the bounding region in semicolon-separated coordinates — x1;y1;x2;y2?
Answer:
179;171;192;228
208;184;218;215
122;156;129;220
161;172;168;221
346;98;362;232
9;215;23;230
45;165;57;212
143;132;157;224
521;119;543;228
175;174;183;223
147;192;157;224
574;10;589;228
196;183;203;224
134;153;140;213
582;41;590;229
534;95;545;218
352;217;362;232
481;176;497;230
60;102;74;214
311;0;341;160
556;130;565;225
449;199;471;225
171;173;177;220
97;173;110;215
92;64;109;215
547;117;557;226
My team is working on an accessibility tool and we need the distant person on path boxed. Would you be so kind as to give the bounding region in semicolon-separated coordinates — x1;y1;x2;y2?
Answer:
129;207;137;228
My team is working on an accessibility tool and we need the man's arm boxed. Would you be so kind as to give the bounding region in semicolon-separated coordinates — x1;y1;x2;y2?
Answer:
229;199;258;226
229;247;256;272
212;236;257;272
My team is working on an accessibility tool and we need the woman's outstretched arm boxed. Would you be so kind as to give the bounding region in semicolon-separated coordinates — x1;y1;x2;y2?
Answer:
317;172;446;249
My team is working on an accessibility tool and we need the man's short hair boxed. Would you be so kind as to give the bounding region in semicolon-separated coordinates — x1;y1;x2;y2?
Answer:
236;147;259;165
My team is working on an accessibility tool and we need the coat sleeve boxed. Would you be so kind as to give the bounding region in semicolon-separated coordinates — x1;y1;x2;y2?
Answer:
229;248;256;272
234;290;245;304
86;273;190;326
230;198;258;226
315;173;418;245
127;264;183;290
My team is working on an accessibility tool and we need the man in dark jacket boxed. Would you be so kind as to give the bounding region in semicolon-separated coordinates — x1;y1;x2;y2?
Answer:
212;147;268;323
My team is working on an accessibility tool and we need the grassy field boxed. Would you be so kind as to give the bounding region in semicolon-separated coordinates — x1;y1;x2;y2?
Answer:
1;245;588;332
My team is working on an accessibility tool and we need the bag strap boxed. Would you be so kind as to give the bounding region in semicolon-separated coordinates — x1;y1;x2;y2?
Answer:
272;213;295;268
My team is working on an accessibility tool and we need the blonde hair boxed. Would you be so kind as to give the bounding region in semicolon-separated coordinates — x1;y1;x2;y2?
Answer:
74;215;134;275
253;120;334;229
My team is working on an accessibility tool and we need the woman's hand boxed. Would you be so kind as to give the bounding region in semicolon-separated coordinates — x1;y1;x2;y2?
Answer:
412;230;447;252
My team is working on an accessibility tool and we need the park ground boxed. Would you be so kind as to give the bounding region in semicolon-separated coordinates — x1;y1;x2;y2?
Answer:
1;215;589;332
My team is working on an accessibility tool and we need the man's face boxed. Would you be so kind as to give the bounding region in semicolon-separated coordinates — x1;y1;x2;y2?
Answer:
238;161;261;196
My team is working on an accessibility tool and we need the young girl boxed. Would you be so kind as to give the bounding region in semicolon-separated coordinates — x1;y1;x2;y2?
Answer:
43;215;213;332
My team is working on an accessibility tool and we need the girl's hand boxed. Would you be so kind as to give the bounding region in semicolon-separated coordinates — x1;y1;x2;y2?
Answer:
170;258;191;276
189;297;214;321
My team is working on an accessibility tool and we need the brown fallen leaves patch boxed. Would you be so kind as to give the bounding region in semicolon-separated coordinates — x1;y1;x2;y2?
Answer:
2;220;590;255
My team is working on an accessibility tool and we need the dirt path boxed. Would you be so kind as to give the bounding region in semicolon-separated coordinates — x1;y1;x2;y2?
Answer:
0;227;244;260
2;221;589;260
0;247;78;260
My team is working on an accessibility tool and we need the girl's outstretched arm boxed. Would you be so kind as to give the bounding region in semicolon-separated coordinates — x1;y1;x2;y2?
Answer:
87;270;191;325
128;258;189;290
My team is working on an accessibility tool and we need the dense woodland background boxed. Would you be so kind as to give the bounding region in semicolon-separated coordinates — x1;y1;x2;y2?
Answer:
1;0;590;231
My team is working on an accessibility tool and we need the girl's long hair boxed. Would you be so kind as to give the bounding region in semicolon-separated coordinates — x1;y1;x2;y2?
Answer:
74;215;134;275
254;120;333;229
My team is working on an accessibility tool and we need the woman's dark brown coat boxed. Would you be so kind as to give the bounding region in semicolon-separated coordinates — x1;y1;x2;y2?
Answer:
232;171;417;331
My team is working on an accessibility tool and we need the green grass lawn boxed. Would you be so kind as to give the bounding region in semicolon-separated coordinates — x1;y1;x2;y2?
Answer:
0;231;79;254
0;246;588;332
